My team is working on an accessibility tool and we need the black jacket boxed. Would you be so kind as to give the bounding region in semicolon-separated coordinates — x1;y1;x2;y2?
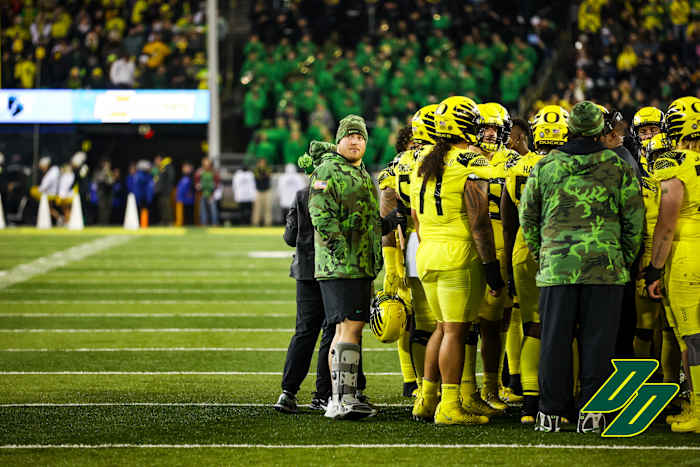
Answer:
284;188;315;281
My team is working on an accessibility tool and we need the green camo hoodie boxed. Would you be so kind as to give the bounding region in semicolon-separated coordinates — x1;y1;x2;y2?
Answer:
519;138;644;286
308;150;383;280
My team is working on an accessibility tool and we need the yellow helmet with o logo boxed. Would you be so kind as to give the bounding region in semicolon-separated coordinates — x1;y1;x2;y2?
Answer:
434;96;481;144
369;291;407;344
666;96;700;144
476;102;511;152
530;105;569;151
632;107;664;142
411;104;440;145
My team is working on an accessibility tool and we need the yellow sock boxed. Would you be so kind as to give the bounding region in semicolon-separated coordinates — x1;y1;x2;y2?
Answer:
460;344;478;398
690;366;700;410
506;307;523;375
633;331;653;358
498;330;507;386
442;383;460;405
521;336;540;396
662;329;681;383
423;378;439;399
397;331;416;383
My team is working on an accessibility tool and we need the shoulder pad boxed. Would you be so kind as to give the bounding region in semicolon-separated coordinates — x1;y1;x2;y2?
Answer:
653;157;679;171
457;152;486;168
505;153;522;170
663;150;686;165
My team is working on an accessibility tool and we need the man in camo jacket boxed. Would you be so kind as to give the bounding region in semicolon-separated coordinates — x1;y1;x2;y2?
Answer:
520;101;644;433
308;114;405;420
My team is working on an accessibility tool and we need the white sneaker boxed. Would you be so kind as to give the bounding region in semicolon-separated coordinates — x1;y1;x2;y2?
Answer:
577;412;606;433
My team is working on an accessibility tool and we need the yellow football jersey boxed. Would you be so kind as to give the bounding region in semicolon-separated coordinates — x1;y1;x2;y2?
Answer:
639;155;661;250
485;148;520;251
504;151;543;265
411;147;490;271
653;149;700;240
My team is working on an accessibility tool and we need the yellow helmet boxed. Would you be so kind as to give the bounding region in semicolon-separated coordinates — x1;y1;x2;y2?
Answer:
369;291;407;344
411;104;440;145
631;107;664;142
530;105;569;150
434;96;481;143
666;96;700;144
476;102;512;152
644;133;672;160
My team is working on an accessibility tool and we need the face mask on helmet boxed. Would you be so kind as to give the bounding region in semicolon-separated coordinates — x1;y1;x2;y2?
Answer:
477;103;511;152
369;291;407;344
644;133;672;161
632;107;664;143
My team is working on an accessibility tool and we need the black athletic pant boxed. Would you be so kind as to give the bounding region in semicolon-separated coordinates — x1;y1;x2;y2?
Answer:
614;281;636;358
538;284;623;417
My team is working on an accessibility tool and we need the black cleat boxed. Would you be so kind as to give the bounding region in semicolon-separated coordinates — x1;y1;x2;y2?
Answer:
403;381;418;397
310;393;328;411
273;391;298;414
508;374;523;396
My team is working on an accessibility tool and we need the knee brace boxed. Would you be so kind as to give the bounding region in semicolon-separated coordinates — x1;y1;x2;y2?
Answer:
332;342;361;399
411;329;432;347
684;333;700;366
523;321;541;339
635;328;654;342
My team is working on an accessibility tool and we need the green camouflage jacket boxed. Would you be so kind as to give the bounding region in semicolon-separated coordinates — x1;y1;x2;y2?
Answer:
519;139;644;286
308;151;383;280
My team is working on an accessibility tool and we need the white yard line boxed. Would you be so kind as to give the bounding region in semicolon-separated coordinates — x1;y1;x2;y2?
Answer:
0;328;297;333
0;313;295;317
0;289;292;295
0;300;294;305
0;402;411;407
0;347;396;352
0;371;407;376
0;236;133;290
0;443;697;450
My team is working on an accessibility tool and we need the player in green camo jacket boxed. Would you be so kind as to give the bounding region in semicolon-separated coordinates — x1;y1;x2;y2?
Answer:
307;114;405;420
518;101;644;431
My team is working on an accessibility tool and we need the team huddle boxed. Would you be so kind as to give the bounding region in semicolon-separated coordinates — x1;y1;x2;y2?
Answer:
368;95;700;432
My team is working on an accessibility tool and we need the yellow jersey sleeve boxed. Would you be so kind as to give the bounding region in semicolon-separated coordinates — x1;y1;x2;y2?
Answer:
653;149;700;239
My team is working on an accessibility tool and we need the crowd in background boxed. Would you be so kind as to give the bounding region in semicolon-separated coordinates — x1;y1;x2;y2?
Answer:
532;0;699;121
241;0;556;168
1;0;217;89
0;152;308;228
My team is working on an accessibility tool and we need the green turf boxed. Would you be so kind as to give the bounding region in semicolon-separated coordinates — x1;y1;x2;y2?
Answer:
0;230;698;466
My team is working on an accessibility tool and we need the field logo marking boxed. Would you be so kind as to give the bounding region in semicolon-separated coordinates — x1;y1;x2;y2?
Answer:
581;359;679;437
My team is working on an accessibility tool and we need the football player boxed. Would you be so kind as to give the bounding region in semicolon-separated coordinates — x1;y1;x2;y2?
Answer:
410;96;504;425
646;96;700;433
472;102;521;412
378;106;440;397
500;105;569;423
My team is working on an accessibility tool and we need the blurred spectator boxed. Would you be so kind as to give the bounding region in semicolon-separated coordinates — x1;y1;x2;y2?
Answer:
110;167;126;225
32;157;59;201
57;163;75;224
94;159;114;225
133;159;154;218
195;156;219;226
232;166;256;226
176;162;195;226
252;158;272;227
277;164;307;222
283;129;307;165
153;155;175;226
110;53;135;88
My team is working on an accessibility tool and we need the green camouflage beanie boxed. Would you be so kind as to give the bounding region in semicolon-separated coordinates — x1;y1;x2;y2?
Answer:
335;114;368;144
568;101;605;137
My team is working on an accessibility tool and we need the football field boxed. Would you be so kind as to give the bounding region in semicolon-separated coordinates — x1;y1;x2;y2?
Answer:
0;228;698;466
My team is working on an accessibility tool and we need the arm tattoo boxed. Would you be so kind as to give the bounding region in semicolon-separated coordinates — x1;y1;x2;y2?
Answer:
464;179;497;263
380;187;398;247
